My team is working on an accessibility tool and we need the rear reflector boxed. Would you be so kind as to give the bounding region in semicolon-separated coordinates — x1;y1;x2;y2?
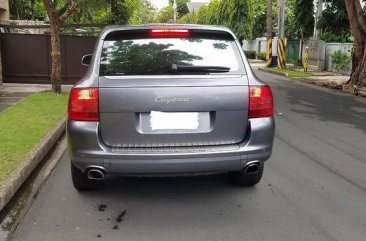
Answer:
68;88;99;121
249;86;274;118
150;29;190;37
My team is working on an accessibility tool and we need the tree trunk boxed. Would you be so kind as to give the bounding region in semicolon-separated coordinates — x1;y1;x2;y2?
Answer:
0;38;3;85
42;0;77;94
50;25;62;94
343;0;366;93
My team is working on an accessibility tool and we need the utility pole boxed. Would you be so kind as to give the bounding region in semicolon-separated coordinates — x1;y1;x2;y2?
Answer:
313;0;323;38
277;0;286;69
278;0;285;39
265;0;272;67
173;0;177;23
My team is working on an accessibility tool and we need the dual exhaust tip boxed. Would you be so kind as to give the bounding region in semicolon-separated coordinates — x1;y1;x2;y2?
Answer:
86;162;261;179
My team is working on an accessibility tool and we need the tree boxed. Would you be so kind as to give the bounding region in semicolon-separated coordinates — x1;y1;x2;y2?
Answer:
196;5;209;24
252;0;267;38
204;0;221;25
178;0;254;41
318;0;350;42
220;0;254;41
129;0;157;24
9;0;38;19
343;0;366;91
156;5;174;23
178;11;198;23
293;0;314;38
169;0;189;18
42;0;77;94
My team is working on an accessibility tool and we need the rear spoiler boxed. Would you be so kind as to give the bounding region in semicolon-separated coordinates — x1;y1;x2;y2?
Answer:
103;28;236;41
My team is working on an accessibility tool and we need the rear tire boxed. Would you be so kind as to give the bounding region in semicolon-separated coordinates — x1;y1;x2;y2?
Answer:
229;163;264;186
71;163;98;191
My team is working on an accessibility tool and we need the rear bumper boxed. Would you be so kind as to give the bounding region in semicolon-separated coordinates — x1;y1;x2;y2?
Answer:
67;117;275;175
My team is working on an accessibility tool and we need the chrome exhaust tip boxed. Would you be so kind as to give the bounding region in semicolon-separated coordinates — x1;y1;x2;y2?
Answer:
87;169;105;180
243;161;261;174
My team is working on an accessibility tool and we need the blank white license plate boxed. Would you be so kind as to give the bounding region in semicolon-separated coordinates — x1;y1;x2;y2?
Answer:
150;111;199;130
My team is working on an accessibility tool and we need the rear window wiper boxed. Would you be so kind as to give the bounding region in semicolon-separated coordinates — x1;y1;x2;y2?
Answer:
171;64;230;73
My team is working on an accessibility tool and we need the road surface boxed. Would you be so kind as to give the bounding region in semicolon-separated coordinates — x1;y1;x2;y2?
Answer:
11;70;366;241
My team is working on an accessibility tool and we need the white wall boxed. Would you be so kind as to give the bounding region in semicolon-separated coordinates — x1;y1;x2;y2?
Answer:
242;37;278;56
325;43;353;75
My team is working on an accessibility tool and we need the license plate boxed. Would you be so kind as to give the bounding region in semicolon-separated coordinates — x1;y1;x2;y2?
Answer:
150;111;199;130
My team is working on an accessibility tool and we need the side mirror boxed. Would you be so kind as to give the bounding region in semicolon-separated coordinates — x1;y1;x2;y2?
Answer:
81;54;92;66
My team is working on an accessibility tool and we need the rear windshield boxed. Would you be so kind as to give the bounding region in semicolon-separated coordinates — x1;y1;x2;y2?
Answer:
100;32;245;76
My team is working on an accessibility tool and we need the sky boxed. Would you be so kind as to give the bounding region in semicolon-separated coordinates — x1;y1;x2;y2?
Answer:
149;0;211;10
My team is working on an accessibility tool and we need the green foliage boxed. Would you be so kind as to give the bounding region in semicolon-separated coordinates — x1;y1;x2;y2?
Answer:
330;50;351;73
318;0;351;41
204;0;221;25
196;5;209;24
66;0;110;24
285;0;298;39
252;0;266;38
178;12;198;24
219;0;254;41
128;0;157;24
253;12;266;38
169;0;189;17
293;0;314;38
9;0;43;20
33;0;46;19
179;0;254;41
10;0;148;25
318;29;351;43
156;5;174;23
257;51;266;60
244;50;256;59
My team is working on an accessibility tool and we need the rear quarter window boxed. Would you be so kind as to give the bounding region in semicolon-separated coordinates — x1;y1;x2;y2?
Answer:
99;31;245;76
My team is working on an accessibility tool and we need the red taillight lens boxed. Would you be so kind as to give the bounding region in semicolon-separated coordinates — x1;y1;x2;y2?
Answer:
68;88;99;121
150;29;190;37
249;86;274;118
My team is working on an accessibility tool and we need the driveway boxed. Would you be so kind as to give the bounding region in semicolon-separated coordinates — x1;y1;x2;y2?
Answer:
10;70;366;241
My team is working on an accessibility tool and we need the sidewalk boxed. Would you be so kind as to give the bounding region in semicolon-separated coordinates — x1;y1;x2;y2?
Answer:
0;83;72;112
250;60;366;97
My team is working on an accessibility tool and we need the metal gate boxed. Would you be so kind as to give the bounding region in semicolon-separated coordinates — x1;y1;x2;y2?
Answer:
1;33;97;84
285;40;300;64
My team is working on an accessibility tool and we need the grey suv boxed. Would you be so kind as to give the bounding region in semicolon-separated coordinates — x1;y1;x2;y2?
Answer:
67;25;275;191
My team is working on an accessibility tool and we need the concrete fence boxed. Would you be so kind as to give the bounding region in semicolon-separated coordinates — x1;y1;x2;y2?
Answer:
325;43;353;75
243;37;354;74
242;37;277;56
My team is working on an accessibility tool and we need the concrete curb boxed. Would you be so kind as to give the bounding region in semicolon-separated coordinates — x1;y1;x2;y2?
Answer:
6;137;68;240
0;116;67;211
258;68;289;77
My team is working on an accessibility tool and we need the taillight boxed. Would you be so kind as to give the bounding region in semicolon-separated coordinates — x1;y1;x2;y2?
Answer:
150;29;190;38
68;88;99;121
249;86;274;118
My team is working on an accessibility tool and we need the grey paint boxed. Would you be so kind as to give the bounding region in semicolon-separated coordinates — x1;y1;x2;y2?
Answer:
12;70;366;241
68;24;274;175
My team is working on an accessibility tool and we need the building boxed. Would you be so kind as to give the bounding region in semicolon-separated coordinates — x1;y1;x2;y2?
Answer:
0;0;9;22
186;1;210;13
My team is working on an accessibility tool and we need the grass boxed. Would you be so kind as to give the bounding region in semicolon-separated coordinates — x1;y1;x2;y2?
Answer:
265;67;314;78
0;92;68;184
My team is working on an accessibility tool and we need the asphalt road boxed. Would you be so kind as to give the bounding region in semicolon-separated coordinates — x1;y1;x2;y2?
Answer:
11;70;366;241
